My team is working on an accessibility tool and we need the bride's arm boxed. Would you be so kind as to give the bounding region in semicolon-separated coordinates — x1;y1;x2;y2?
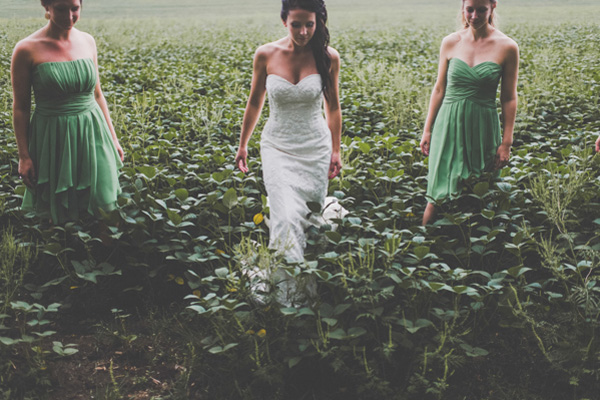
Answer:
236;47;269;173
325;48;341;179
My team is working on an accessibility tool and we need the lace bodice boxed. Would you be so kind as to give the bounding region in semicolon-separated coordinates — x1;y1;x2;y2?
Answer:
263;74;330;145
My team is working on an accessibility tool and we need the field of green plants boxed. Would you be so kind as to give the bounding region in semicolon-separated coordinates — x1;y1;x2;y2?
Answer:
1;1;600;399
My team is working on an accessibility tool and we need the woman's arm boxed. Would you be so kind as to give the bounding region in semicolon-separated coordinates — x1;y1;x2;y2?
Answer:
421;36;452;156
11;42;36;188
90;34;124;162
235;47;268;173
324;48;342;179
495;41;519;170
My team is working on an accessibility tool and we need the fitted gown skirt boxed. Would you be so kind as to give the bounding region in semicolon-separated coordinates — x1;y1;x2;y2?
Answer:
261;130;331;262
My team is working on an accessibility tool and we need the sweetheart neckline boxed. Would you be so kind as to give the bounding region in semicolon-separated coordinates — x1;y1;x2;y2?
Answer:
450;57;502;69
267;73;320;86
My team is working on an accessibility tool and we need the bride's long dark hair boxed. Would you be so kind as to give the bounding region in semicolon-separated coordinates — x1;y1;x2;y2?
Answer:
281;0;332;100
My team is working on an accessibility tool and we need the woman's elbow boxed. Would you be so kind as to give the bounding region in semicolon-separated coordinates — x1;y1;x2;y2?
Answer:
12;102;30;116
501;95;518;107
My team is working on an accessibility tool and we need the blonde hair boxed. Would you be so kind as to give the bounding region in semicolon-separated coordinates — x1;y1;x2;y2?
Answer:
460;0;498;28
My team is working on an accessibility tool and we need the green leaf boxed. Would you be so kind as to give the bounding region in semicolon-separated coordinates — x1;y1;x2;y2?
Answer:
306;201;322;213
298;308;315;317
481;209;495;220
288;357;302;368
328;328;347;340
427;282;446;292
325;231;342;243
61;348;79;356
138;166;157;179
175;188;189;201
208;346;223;354
280;307;298;315
347;327;367;338
333;304;351;315
461;343;489;357
497;182;512;193
44;242;63;256
414;246;430;260
215;267;229;278
414;319;433;329
507;266;532;278
222;188;238;209
187;305;207;314
167;209;183;225
473;182;489;197
347;217;361;225
0;337;17;345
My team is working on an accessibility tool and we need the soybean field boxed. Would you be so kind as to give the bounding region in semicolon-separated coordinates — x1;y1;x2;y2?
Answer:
0;0;600;399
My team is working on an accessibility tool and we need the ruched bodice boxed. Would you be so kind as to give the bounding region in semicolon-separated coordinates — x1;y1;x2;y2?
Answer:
22;58;122;223
260;73;331;262
426;58;503;201
33;59;97;116
442;58;502;108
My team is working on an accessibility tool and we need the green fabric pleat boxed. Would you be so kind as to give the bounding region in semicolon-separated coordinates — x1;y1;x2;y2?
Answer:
426;58;502;201
22;58;122;224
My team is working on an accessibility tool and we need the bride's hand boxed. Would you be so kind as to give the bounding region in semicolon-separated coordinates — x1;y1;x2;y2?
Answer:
235;146;249;173
328;152;342;179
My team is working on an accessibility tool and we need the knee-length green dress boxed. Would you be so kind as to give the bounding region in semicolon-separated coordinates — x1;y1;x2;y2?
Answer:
426;58;502;201
22;58;122;223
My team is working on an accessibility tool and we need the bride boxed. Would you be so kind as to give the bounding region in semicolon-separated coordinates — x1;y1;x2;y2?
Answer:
235;0;342;264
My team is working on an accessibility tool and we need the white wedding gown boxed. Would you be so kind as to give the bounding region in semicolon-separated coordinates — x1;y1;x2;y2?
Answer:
261;73;332;262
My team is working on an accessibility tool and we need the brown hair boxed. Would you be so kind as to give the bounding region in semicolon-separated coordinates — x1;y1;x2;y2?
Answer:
281;0;332;100
41;0;83;6
461;0;498;28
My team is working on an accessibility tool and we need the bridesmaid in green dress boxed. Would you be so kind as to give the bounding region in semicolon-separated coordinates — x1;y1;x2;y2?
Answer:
420;0;519;225
11;0;124;224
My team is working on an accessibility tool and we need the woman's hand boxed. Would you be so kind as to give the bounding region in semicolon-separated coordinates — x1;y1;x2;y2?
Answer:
235;146;249;173
328;151;342;179
420;131;431;155
19;157;36;188
495;142;511;170
596;135;600;153
114;140;125;162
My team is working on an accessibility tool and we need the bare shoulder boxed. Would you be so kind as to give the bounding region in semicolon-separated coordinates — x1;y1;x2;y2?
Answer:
78;29;96;47
12;35;39;64
254;41;280;62
494;30;519;54
328;46;340;67
327;46;340;59
439;32;462;58
442;31;462;47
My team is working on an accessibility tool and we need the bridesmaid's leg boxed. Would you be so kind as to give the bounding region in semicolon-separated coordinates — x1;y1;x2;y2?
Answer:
422;202;436;225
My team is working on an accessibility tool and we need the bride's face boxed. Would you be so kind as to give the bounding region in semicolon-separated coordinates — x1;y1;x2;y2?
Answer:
283;8;317;47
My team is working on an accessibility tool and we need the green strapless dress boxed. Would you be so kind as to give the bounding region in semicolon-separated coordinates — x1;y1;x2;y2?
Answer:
22;58;122;223
426;58;502;201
